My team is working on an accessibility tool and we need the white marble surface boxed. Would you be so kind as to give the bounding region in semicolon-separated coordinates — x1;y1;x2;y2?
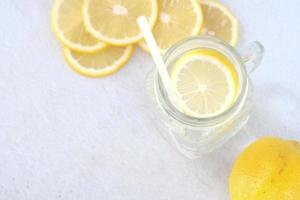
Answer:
1;0;300;199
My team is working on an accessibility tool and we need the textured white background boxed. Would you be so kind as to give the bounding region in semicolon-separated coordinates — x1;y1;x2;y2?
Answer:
1;0;300;199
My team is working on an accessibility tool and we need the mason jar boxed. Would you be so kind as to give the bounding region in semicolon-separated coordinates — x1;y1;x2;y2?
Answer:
146;36;264;159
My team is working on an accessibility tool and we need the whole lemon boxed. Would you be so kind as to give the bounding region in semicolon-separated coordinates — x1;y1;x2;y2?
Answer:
229;136;300;200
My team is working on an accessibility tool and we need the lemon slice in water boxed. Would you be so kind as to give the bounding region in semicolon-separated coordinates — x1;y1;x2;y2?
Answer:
171;49;239;118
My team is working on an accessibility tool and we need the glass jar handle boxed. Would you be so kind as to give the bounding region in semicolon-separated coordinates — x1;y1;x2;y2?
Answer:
241;41;264;73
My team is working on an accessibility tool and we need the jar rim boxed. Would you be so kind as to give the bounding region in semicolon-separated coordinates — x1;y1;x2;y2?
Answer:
155;36;249;127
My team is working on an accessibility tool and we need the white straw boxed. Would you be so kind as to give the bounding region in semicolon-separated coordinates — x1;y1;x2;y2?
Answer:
137;16;179;107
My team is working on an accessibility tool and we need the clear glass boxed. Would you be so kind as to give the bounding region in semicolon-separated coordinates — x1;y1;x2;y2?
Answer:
146;36;264;159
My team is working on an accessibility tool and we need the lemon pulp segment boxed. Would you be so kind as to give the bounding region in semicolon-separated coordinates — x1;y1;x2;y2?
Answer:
51;0;106;52
139;0;203;54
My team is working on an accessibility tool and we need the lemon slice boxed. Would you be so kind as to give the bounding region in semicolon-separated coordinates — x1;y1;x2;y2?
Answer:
198;0;239;46
171;49;238;118
64;45;134;77
139;0;203;54
51;0;106;52
83;0;158;46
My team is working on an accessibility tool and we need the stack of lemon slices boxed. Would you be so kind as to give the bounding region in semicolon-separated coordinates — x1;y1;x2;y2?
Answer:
51;0;239;78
